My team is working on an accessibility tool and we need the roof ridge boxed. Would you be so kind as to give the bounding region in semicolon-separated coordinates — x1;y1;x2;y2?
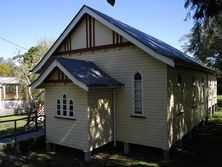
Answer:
32;5;213;73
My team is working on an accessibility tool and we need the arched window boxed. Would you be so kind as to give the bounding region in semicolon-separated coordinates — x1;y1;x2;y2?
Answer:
69;100;74;117
57;99;61;115
201;78;205;103
63;94;67;116
192;76;197;107
133;72;143;115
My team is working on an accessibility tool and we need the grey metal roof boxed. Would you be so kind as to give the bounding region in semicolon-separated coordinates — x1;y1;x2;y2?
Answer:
86;6;212;72
0;77;20;84
57;57;123;87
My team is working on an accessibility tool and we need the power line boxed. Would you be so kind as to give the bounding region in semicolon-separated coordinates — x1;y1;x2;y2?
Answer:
0;36;28;50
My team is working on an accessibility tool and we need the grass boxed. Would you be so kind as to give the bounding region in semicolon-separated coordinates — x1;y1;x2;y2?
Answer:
0;115;28;138
0;96;222;166
0;115;28;122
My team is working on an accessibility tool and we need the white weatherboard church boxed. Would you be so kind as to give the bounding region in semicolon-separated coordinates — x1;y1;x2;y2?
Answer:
31;6;217;161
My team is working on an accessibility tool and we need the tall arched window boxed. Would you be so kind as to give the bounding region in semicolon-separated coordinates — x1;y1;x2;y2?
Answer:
63;94;67;116
69;100;74;117
57;99;61;115
192;76;197;107
133;72;143;115
201;77;205;103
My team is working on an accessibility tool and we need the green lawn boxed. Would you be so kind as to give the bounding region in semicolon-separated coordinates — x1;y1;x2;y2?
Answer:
0;115;28;122
0;97;222;166
0;115;28;138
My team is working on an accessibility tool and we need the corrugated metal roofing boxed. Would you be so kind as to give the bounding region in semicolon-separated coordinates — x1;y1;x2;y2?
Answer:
57;57;123;87
0;77;20;84
86;6;211;71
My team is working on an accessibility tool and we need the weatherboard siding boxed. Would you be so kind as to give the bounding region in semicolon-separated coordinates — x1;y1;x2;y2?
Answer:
45;83;89;151
208;75;217;113
167;66;217;147
88;88;113;151
60;46;168;150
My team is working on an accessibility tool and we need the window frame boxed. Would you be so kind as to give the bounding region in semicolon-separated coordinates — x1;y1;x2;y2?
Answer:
63;94;67;116
56;99;61;116
55;94;75;119
132;71;144;117
177;73;184;114
192;76;197;108
69;100;74;117
201;77;205;103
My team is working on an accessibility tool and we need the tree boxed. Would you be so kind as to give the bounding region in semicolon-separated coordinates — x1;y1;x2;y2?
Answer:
0;57;16;77
0;64;14;77
184;0;222;77
13;39;53;111
107;0;115;6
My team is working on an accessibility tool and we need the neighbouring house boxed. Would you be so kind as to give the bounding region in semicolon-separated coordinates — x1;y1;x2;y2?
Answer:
0;77;24;116
31;6;217;161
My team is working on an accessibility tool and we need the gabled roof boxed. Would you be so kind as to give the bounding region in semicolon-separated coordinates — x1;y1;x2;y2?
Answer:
32;5;212;73
0;77;20;84
31;57;123;91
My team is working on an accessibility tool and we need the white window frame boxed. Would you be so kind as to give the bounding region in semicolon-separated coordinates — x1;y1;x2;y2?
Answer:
201;78;205;103
62;94;67;116
56;94;75;119
192;76;197;107
69;100;74;117
56;98;61;116
177;73;184;114
132;71;144;116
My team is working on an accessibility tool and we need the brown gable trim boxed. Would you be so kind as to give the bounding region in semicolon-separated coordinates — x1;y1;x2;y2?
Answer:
55;42;133;55
112;31;115;44
45;79;72;83
89;15;92;48
86;15;88;48
92;17;95;47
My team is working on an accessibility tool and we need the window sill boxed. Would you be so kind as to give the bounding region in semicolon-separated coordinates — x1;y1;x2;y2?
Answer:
130;115;146;119
55;116;76;120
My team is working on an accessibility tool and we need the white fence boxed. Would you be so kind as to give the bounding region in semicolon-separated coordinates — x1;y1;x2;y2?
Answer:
0;100;25;116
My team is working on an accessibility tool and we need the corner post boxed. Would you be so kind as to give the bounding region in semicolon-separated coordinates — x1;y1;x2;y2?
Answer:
124;143;130;154
84;151;91;162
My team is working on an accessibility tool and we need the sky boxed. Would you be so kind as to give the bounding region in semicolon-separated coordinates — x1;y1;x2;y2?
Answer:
0;0;193;59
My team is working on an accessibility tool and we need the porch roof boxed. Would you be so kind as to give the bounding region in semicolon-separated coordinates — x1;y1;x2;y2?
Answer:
0;77;20;85
31;57;123;91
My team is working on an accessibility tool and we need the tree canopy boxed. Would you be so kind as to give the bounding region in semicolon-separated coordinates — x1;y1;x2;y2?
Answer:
107;0;115;6
13;39;53;109
0;57;16;77
184;0;222;77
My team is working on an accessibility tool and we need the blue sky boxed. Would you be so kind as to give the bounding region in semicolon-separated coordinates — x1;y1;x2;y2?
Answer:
0;0;193;59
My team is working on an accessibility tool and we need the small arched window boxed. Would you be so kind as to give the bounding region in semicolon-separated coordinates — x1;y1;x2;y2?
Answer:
133;72;143;115
69;100;74;117
57;99;61;115
63;94;67;116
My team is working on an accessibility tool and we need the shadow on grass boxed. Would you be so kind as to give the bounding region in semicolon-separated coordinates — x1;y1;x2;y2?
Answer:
1;113;222;166
167;120;222;167
1;119;222;167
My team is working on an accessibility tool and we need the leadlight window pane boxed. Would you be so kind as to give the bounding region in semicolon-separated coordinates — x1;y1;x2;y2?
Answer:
57;99;61;115
134;72;143;115
69;100;74;117
135;107;142;114
63;94;67;116
134;73;142;80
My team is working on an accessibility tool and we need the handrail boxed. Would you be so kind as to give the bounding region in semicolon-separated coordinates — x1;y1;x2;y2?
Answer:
0;114;45;123
0;113;45;140
0;112;36;119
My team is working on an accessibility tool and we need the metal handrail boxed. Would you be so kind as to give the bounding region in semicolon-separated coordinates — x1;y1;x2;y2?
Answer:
0;113;45;140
